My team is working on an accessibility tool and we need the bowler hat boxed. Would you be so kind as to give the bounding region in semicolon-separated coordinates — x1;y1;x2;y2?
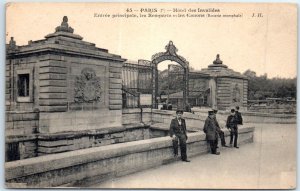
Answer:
176;110;183;114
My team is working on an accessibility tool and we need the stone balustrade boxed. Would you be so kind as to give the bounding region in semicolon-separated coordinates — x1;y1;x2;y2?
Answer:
5;125;254;188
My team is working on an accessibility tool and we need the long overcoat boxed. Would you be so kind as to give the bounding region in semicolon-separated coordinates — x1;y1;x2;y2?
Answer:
203;116;217;141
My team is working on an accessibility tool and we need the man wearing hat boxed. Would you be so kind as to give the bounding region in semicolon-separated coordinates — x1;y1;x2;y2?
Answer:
169;110;190;162
213;109;228;147
203;110;220;155
226;109;239;148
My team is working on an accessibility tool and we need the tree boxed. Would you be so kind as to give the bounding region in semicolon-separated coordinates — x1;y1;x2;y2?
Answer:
243;69;297;100
158;69;184;95
243;70;256;78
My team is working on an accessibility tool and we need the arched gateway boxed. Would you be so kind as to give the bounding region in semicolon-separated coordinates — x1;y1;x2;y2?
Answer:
151;41;189;109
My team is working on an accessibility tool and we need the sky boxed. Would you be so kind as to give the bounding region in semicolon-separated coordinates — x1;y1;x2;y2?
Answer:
5;2;297;78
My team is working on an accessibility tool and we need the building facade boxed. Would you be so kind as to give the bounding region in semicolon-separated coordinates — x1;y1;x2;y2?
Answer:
189;54;248;110
6;16;126;161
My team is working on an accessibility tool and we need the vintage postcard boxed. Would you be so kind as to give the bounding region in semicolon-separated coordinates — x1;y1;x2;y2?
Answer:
5;2;297;189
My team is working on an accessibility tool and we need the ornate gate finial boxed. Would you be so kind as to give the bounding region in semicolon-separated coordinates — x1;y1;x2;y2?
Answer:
165;41;178;56
151;41;189;66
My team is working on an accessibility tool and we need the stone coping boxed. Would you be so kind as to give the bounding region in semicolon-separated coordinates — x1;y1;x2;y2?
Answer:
240;112;296;118
150;123;198;132
5;135;37;143
4;122;159;143
7;122;251;143
38;124;150;140
5;134;178;180
122;108;152;113
6;124;152;142
193;109;296;118
6;111;39;114
5;125;254;181
152;109;202;120
150;123;253;134
152;109;175;115
8;44;125;62
149;123;170;131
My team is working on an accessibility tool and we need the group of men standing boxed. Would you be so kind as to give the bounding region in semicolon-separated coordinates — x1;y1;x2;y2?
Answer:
169;106;243;162
204;106;243;155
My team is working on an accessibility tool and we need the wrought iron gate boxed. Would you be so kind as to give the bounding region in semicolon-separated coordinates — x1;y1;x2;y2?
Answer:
122;60;153;108
151;41;189;109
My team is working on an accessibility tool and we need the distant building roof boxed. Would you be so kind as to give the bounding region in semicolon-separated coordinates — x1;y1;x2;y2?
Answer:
192;54;248;79
6;16;126;62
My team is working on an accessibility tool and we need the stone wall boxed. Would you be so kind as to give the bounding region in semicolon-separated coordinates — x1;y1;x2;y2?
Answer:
248;104;296;114
242;112;296;124
5;126;254;188
122;108;152;125
5;108;153;162
5;140;37;163
109;62;123;110
38;56;68;112
38;54;111;111
6;123;166;161
6;58;39;111
122;108;143;125
192;108;296;124
37;125;150;156
34;108;153;157
6;59;12;108
37;53;123;133
6;111;39;161
216;77;247;110
6;111;39;136
151;109;206;131
39;110;122;133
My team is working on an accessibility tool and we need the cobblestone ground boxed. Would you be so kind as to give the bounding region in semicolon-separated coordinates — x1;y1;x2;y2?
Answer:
92;123;296;189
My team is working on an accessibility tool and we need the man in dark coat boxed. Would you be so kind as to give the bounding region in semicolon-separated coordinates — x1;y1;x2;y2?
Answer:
169;110;190;162
203;110;220;155
213;109;228;147
235;106;243;125
226;109;239;148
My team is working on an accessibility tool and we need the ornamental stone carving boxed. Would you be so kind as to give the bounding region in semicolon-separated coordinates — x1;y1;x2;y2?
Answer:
74;68;102;103
151;41;189;67
232;83;241;103
165;41;178;56
55;16;74;33
213;54;223;64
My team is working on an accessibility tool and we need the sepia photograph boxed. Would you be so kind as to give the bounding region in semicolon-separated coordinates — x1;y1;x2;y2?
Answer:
4;2;297;189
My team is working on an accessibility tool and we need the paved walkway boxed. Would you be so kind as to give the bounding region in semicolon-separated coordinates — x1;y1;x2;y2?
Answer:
91;123;296;189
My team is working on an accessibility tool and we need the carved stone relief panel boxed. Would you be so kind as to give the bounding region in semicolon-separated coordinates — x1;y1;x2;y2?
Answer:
74;68;102;103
